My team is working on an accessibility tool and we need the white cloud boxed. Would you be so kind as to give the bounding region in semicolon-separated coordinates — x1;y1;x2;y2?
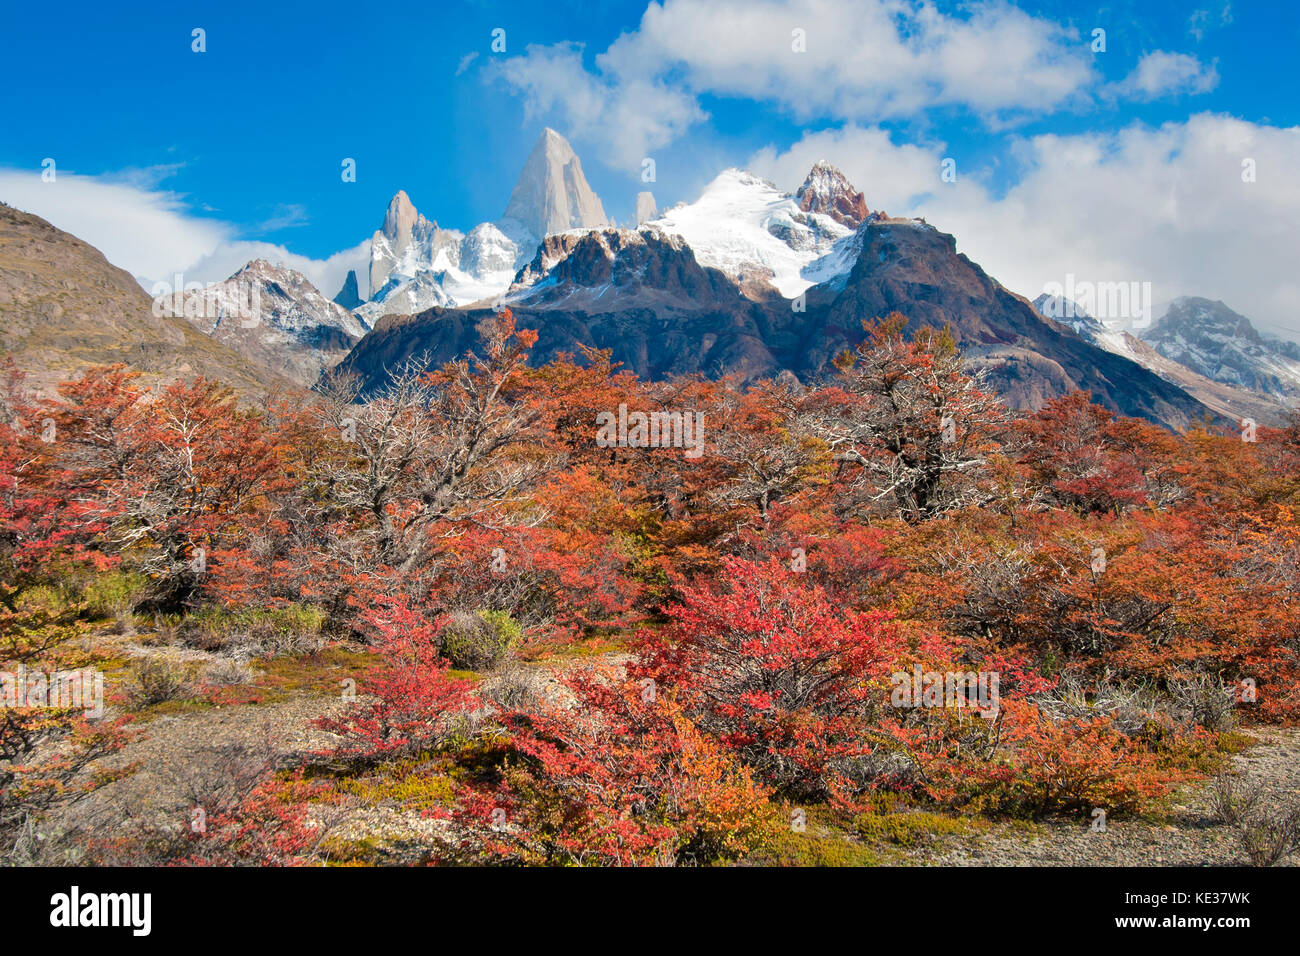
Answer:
747;115;1300;341
604;0;1095;117
0;168;229;282
1188;4;1233;42
1117;51;1219;99
0;168;370;300
257;203;311;232
494;0;1100;168
491;42;705;168
456;51;479;76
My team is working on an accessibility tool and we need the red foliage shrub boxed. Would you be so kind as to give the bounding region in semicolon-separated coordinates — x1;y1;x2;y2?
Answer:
638;557;926;801
903;699;1205;817
315;593;478;763
463;666;776;866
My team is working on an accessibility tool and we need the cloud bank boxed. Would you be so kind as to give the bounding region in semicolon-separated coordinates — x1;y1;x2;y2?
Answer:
748;114;1300;340
0;168;369;302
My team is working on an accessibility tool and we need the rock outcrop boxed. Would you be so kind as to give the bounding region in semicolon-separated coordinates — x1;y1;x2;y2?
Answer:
796;160;870;228
635;191;658;225
501;128;607;239
333;270;363;310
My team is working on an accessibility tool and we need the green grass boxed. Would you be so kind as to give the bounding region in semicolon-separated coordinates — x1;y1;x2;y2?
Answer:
335;757;459;813
753;827;886;867
850;809;981;847
251;644;381;695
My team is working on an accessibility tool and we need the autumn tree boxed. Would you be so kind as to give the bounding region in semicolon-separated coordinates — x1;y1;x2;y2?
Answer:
307;312;553;584
0;366;129;861
704;379;831;525
28;366;282;608
809;314;1009;522
1015;391;1183;514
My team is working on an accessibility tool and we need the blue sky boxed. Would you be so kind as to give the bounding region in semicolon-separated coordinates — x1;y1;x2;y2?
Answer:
2;1;1297;335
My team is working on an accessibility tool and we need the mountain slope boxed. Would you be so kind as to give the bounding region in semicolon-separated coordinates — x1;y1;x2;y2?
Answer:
154;259;370;387
806;223;1213;429
1139;297;1300;400
0;203;289;399
335;193;1217;430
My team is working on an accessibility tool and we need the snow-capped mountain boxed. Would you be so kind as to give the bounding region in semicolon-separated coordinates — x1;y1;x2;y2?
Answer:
357;149;882;322
154;259;369;386
644;168;858;298
1139;297;1300;400
357;128;611;323
1034;293;1133;354
501;127;607;239
343;184;1216;431
366;189;447;302
359;190;527;323
498;162;882;310
1033;293;1293;425
795;160;871;228
360;191;519;319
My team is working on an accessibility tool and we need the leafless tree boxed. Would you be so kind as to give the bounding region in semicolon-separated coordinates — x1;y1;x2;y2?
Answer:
309;316;559;577
808;316;1011;522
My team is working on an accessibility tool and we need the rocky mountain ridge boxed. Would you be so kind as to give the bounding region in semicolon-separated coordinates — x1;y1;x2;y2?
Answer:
153;258;369;386
338;210;1217;431
0;203;291;400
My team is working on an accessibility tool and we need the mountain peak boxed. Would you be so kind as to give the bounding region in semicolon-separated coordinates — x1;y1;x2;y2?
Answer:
649;168;853;298
381;190;432;245
1140;297;1300;398
333;270;362;310
369;191;443;304
1159;297;1260;341
796;161;869;228
156;258;369;387
502;128;607;239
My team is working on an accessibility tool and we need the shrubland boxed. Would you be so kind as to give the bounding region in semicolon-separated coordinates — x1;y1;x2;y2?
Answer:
3;311;1298;865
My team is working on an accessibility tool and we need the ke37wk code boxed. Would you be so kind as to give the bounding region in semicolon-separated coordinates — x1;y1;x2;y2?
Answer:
1126;892;1252;908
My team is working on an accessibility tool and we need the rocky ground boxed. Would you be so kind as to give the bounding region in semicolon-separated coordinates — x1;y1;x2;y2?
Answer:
922;728;1300;867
